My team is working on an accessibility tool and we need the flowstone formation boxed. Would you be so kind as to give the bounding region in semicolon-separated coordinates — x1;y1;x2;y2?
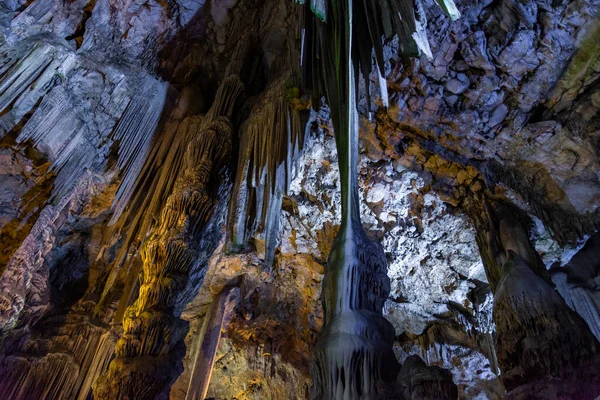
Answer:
295;0;460;396
93;52;246;398
1;0;600;399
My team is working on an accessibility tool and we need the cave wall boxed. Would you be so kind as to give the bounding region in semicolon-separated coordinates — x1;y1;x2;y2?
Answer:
0;0;599;398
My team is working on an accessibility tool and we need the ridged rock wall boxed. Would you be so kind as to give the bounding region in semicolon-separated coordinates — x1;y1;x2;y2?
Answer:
0;0;599;398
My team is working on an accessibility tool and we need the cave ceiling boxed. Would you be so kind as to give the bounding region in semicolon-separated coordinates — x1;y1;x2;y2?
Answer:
0;0;599;399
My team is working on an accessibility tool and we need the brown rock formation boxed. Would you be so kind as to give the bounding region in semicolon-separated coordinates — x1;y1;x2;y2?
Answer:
1;0;600;399
93;72;244;399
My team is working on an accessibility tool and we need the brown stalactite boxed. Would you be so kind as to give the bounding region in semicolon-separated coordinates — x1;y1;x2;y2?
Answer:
227;76;308;266
93;70;245;399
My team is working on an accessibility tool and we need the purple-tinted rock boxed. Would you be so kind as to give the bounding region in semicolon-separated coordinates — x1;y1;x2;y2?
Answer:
489;104;509;127
445;73;470;94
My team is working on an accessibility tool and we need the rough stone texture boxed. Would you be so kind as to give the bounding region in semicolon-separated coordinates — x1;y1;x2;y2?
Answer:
282;122;499;398
0;170;108;330
0;145;51;271
397;355;458;400
0;0;599;398
169;249;324;400
377;0;600;246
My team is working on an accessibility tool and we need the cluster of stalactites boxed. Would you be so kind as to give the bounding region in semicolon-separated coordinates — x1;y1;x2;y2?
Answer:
228;76;308;266
0;40;169;202
118;117;234;353
105;42;250;275
0;315;117;400
93;71;244;400
296;0;459;116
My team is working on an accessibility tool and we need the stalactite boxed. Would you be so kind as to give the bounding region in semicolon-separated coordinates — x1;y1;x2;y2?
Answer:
93;59;245;400
0;312;116;400
0;354;80;399
185;286;239;400
0;42;75;135
296;0;459;116
16;74;167;199
76;331;117;400
109;80;171;223
0;36;170;204
294;0;459;397
227;76;308;266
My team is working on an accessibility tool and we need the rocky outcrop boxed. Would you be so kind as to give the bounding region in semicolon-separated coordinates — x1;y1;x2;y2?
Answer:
0;0;600;398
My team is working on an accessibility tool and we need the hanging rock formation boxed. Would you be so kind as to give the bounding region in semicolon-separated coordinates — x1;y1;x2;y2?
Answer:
1;0;600;399
228;76;308;266
466;192;600;399
296;0;460;396
93;67;245;398
494;218;600;399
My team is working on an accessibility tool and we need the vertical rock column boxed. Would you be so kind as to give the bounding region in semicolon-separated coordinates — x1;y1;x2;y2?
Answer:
306;0;398;397
296;0;459;394
94;74;244;400
495;218;600;399
467;195;600;399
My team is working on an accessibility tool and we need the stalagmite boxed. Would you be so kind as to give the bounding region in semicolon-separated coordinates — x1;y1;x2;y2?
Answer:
186;286;239;400
93;58;245;400
295;0;459;397
466;195;600;399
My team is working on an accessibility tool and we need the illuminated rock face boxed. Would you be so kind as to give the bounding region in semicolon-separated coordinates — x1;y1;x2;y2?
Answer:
1;0;600;398
94;72;244;399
